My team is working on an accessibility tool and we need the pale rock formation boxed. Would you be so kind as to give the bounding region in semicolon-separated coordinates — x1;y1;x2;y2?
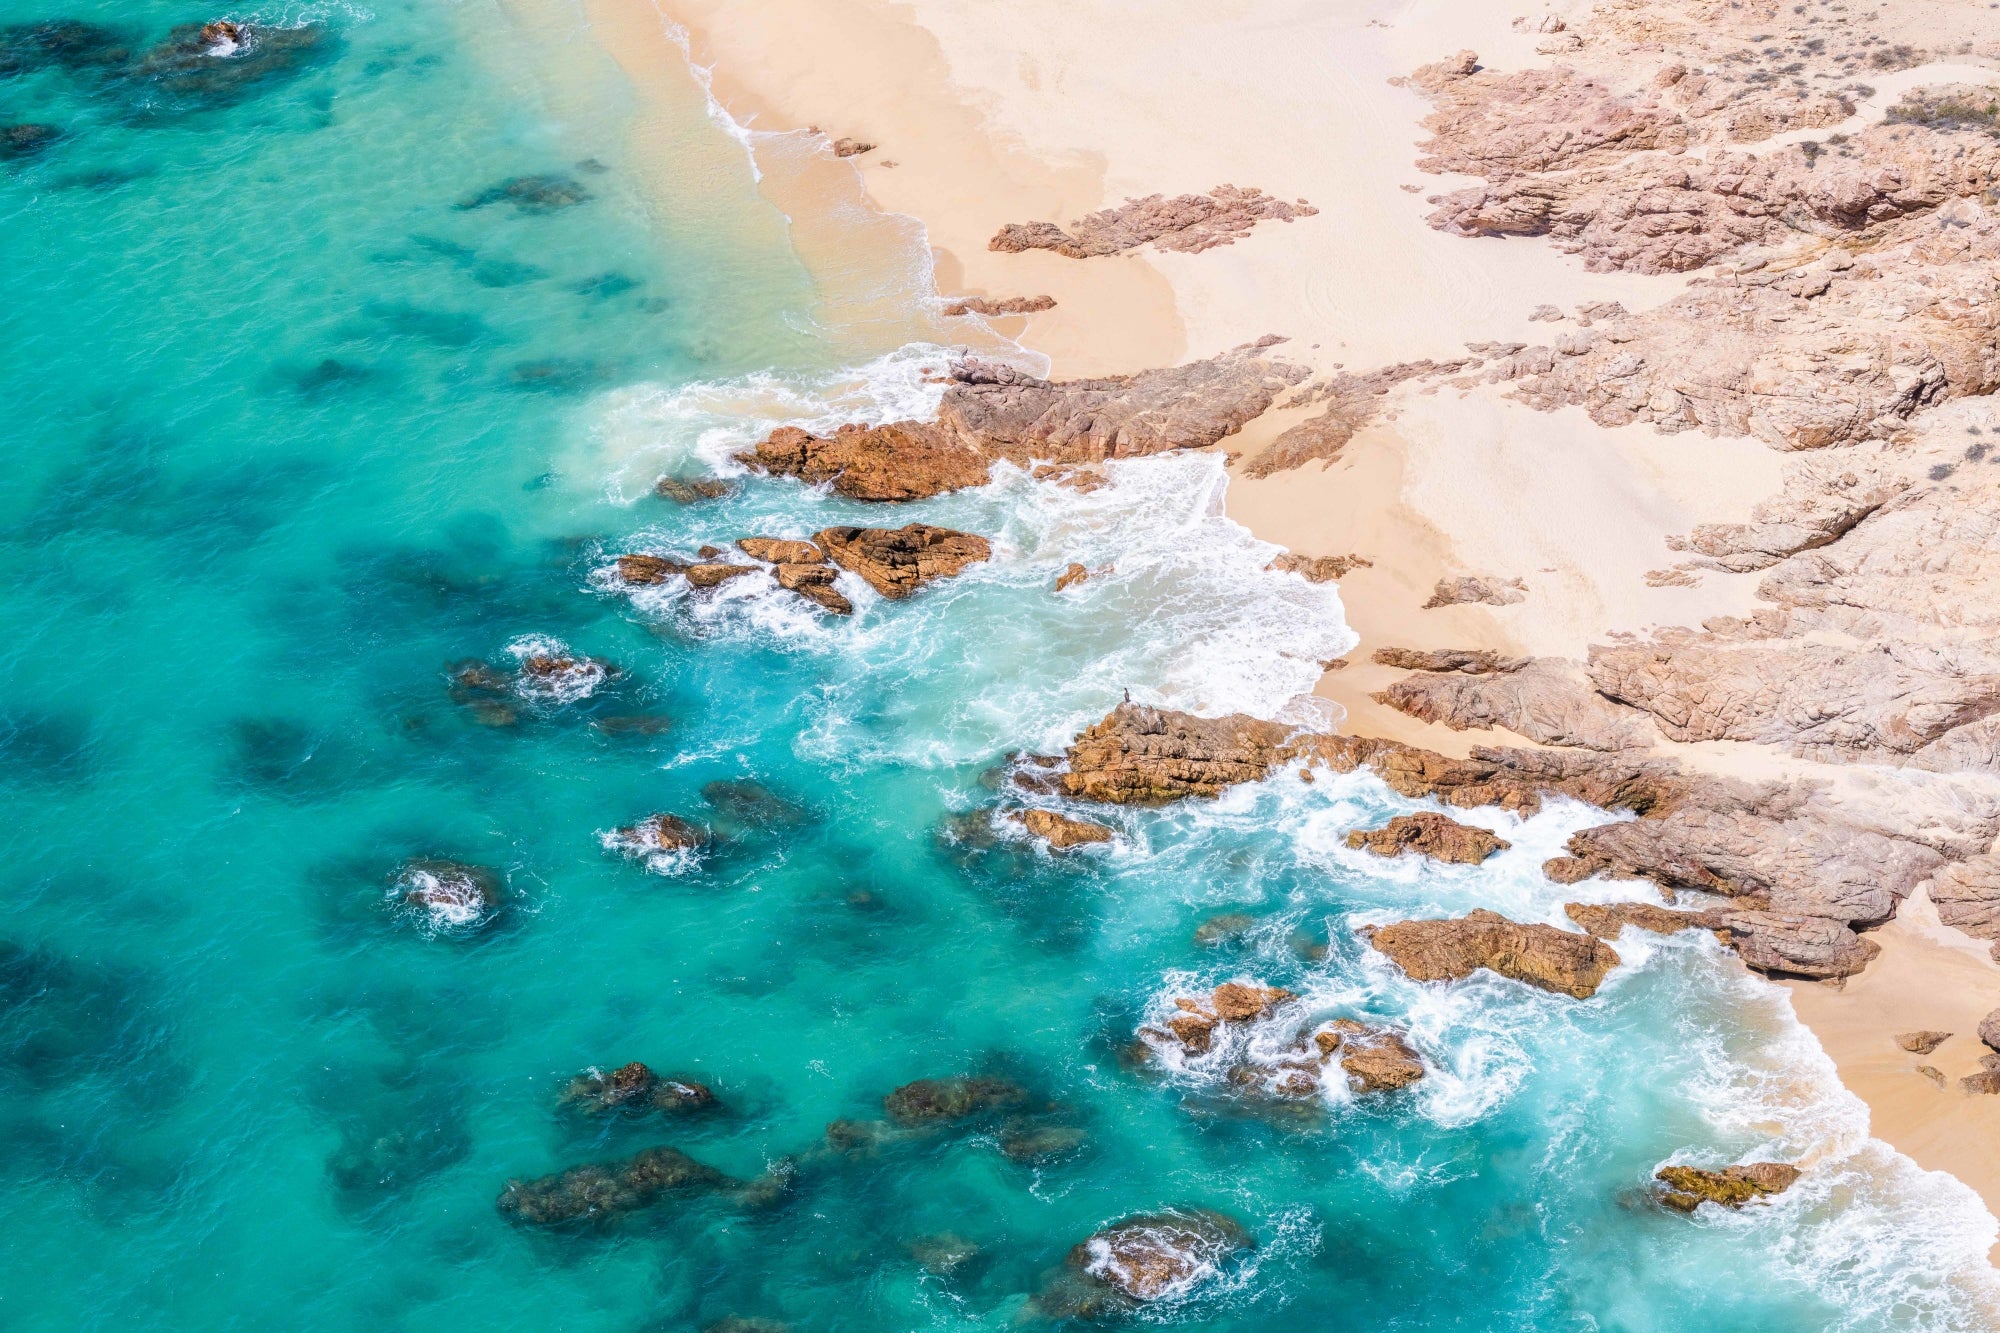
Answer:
990;185;1315;258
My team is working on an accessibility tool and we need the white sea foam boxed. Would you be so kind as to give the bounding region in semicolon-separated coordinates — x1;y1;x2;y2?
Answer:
504;633;608;705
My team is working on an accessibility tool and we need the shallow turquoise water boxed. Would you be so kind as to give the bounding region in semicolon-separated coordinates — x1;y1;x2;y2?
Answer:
2;3;1997;1330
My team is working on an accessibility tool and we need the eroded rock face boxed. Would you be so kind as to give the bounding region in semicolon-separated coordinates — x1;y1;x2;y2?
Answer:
1563;901;1727;939
1655;1162;1802;1212
559;1062;716;1116
1345;811;1510;864
1012;807;1114;849
1362;909;1620;998
1374;657;1654;751
813;524;990;599
1034;1209;1253;1319
1720;911;1880;979
991;186;1314;258
739;345;1307;500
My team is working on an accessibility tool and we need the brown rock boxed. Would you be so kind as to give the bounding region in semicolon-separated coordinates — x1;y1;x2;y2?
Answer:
1193;913;1259;948
737;537;823;565
772;562;854;615
685;562;758;589
991;186;1315;258
1060;702;1301;804
1373;657;1653;751
1655;1162;1802;1212
740;422;993;502
496;1145;739;1226
1896;1030;1951;1055
1210;981;1294;1022
1054;562;1091;592
1335;1028;1428;1092
1980;1008;2000;1053
1363;908;1620;998
1372;647;1530;674
607;813;708;857
559;1062;717;1115
614;553;684;585
1053;1208;1253;1310
394;858;502;923
814;524;990;599
830;137;874;157
941;295;1057;317
1268;552;1373;583
1163;1010;1218;1054
1424;575;1527;608
1563;901;1727;939
1012;807;1114;849
1345;811;1510;864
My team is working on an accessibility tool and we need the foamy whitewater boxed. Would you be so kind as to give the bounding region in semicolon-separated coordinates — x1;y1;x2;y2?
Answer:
2;0;1996;1328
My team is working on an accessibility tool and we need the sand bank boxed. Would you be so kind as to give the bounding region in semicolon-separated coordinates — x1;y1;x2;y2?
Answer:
608;0;2000;1230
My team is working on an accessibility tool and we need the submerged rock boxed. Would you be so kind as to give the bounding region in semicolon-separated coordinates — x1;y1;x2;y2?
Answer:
560;1061;716;1116
458;173;592;214
392;858;502;930
1192;913;1259;949
1362;909;1620;998
882;1075;1028;1126
655;476;732;504
132;22;333;107
996;1117;1087;1164
1346;811;1510;864
496;1145;740;1226
605;812;708;861
907;1232;981;1275
1034;1208;1254;1319
814;524;990;599
0;122;61;160
1655;1162;1801;1212
0;19;131;78
1011;807;1114;849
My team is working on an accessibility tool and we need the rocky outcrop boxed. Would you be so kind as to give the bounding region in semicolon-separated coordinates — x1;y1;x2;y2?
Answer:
1034;1209;1254;1320
882;1076;1029;1125
1655;1162;1802;1212
1563;901;1727;939
738;345;1307;500
604;813;708;864
560;1062;716;1116
813;524;989;599
1245;360;1469;477
0;122;60;159
459;173;591;214
1424;575;1526;608
1720;911;1880;979
1361;909;1621;998
1372;647;1529;674
614;553;683;585
1060;703;1301;804
1345;811;1510;864
1313;1019;1427;1093
1011;807;1114;849
1374;656;1655;751
991;185;1314;258
941;295;1056;317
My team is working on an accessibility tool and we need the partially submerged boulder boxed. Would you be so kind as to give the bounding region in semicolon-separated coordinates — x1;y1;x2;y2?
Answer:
1033;1208;1254;1320
1655;1162;1801;1212
814;524;990;599
1346;811;1510;864
604;812;709;865
1012;807;1114;849
614;553;683;585
1362;908;1620;998
560;1062;716;1116
392;858;502;928
496;1146;742;1226
883;1076;1028;1126
1061;703;1299;804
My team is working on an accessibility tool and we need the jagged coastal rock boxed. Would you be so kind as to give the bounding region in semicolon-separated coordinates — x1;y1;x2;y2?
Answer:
813;524;989;599
1362;909;1621;999
990;185;1315;257
1654;1163;1802;1213
1345;811;1510;864
1011;807;1115;849
1563;901;1727;940
737;344;1307;500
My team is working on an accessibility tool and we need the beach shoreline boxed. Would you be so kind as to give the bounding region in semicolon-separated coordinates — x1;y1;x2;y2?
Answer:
605;0;2000;1248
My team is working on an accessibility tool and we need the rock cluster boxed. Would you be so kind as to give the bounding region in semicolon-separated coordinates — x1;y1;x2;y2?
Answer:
1139;981;1427;1101
990;185;1315;258
822;1074;1084;1166
1345;811;1510;864
1362;909;1621;999
737;344;1307;500
1655;1162;1802;1212
813;524;990;599
559;1062;716;1116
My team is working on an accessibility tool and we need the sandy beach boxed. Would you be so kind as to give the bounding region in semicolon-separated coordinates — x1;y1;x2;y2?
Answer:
599;0;2000;1237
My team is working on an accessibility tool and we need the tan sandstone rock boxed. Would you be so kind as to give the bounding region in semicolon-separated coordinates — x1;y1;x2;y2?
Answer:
1345;811;1511;864
1362;908;1620;998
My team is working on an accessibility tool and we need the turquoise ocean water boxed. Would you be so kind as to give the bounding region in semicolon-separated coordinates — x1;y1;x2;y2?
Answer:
3;2;1998;1329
